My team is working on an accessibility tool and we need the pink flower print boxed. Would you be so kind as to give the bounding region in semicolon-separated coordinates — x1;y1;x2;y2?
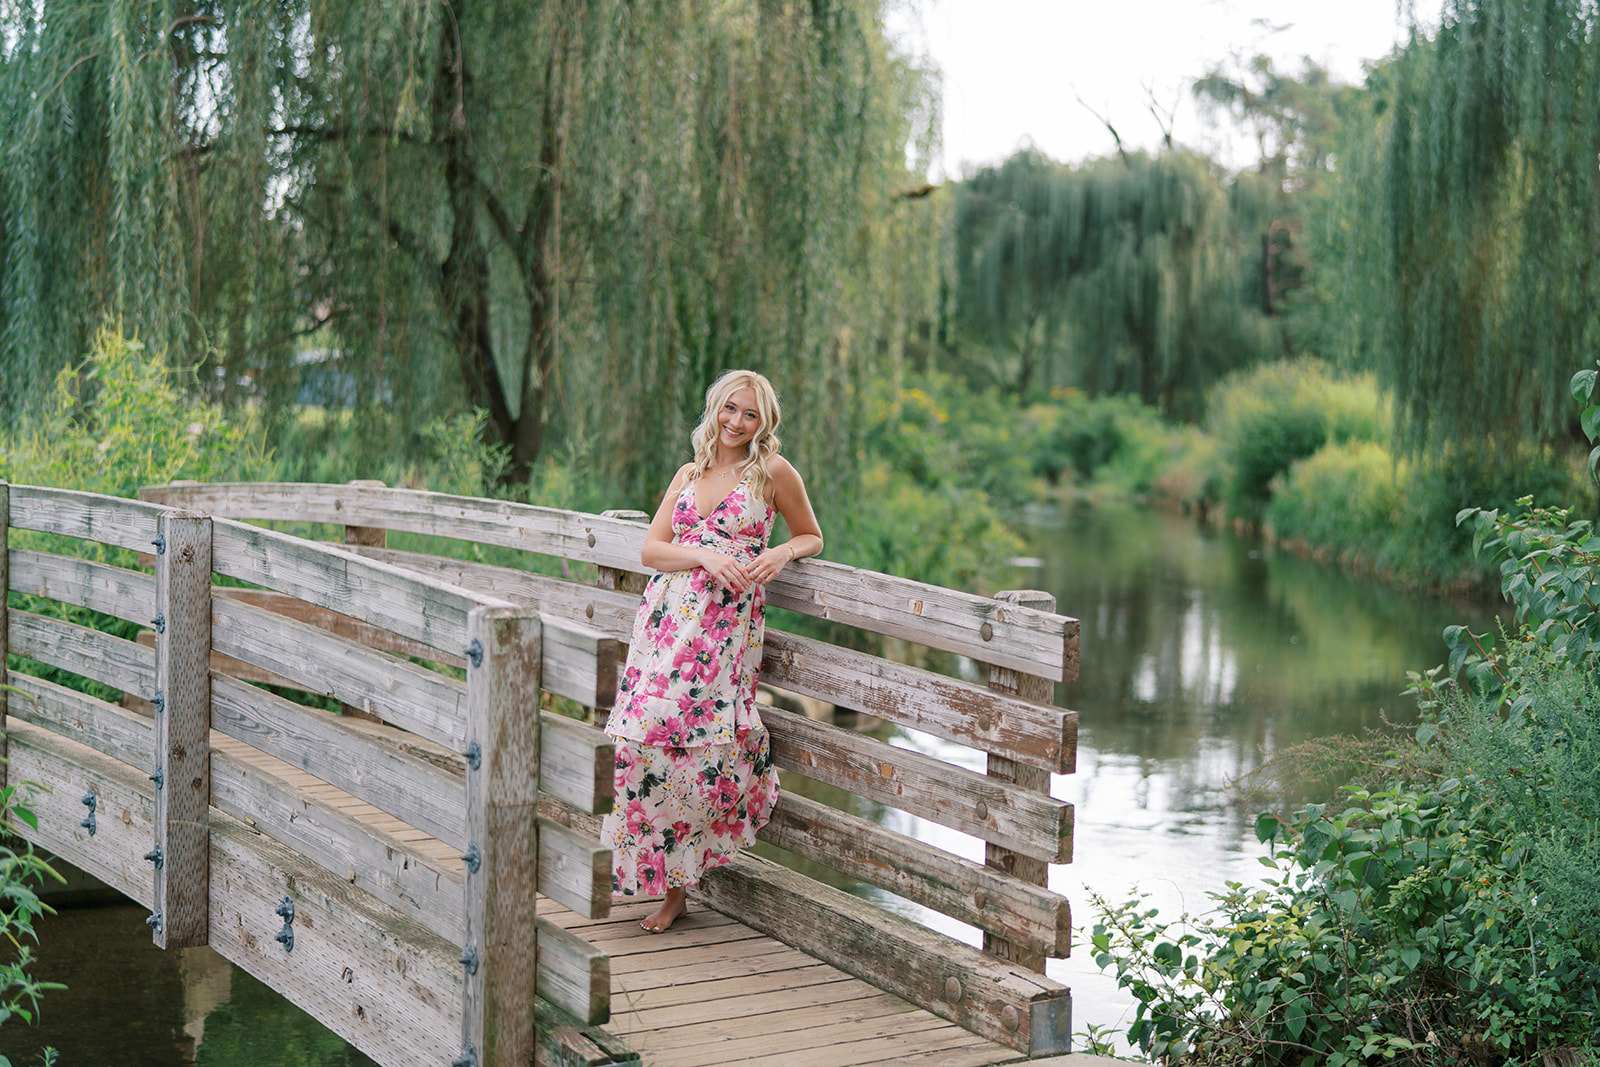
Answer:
623;799;652;839
665;744;697;768
653;613;679;649
638;852;667;894
644;717;685;746
672;820;693;845
709;812;746;839
613;747;644;792
711;774;741;809
682;699;717;729
639;673;669;701
673;635;719;685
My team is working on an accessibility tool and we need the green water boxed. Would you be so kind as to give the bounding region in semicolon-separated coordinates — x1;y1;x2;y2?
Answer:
0;503;1506;1061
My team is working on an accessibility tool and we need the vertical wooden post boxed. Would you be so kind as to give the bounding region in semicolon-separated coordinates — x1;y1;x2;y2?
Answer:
1;482;10;791
341;479;388;549
983;589;1057;972
460;606;542;1067
153;510;213;948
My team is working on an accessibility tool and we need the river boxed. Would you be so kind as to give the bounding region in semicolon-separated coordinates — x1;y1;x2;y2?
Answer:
1;503;1505;1063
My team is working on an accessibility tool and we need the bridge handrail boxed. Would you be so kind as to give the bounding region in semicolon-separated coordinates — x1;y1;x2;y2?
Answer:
137;479;1079;1056
2;482;616;1067
139;481;1080;681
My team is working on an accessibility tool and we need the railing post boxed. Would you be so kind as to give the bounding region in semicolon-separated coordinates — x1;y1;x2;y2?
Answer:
153;510;213;948
341;479;388;549
460;606;542;1067
982;589;1058;972
1;482;10;791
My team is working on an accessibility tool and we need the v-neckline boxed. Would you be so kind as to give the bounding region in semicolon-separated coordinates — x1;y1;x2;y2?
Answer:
691;472;744;522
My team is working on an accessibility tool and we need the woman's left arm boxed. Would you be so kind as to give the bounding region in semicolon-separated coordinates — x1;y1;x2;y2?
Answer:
749;457;823;585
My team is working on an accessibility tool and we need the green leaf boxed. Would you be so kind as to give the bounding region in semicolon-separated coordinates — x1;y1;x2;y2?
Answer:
1399;945;1421;969
1572;369;1598;402
1255;812;1282;843
1414;722;1438;746
1582;404;1600;442
1284;999;1308;1039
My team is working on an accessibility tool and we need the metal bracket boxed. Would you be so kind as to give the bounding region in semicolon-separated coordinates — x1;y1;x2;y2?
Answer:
149;769;164;790
152;533;166;556
465;741;482;771
460;843;481;874
451;1044;478;1067
144;845;164;870
459;945;478;975
145;910;163;932
152;612;166;634
465;638;483;668
274;896;295;953
152;691;166;715
79;791;96;836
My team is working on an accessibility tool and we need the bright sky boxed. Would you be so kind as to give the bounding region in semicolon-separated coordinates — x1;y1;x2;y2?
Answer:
889;0;1412;178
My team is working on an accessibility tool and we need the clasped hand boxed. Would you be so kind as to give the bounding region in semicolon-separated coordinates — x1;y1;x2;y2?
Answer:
700;546;790;592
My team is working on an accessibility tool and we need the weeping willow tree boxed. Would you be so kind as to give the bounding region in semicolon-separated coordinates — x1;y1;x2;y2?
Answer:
0;0;940;501
1372;0;1600;458
950;149;1278;418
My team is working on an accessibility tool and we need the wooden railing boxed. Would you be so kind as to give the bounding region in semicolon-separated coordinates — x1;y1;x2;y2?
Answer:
134;480;1082;1056
0;482;623;1067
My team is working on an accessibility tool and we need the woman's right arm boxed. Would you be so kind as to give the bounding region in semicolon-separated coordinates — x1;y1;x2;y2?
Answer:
639;465;754;590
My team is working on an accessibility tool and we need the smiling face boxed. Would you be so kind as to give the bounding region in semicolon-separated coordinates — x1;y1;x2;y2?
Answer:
715;386;762;459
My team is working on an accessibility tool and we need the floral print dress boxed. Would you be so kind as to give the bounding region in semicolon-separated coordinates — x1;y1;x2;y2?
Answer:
600;472;780;897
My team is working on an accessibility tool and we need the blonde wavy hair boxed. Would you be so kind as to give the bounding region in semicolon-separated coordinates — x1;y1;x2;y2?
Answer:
690;370;782;502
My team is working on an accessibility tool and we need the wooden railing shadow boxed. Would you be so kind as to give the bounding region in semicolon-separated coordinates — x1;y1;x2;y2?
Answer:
131;480;1083;1058
1;482;626;1067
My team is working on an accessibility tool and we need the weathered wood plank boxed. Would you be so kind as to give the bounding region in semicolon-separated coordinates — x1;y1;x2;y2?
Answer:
538;816;612;920
761;629;1076;775
10;483;167;553
8;610;157;699
763;706;1073;863
7;549;157;628
4;669;155;770
206;810;462;1067
540;714;615;816
211;594;469;750
218;587;469;667
143;483;1079;680
4;719;157;909
982;591;1061;971
209;672;468;849
153;511;212;949
693;851;1072;1055
342;547;1075;775
536;914;610;1026
759;792;1071;958
210;516;508;657
534;997;640;1067
461;607;542;1067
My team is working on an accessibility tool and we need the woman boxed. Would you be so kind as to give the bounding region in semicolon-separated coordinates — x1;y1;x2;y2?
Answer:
600;370;823;934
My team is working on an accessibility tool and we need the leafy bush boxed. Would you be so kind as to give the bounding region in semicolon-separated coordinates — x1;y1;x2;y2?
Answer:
1090;779;1599;1065
264;406;508;496
1207;360;1384;515
0;757;65;1065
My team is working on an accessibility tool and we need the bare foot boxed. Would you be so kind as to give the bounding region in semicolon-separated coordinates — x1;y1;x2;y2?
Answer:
640;888;688;933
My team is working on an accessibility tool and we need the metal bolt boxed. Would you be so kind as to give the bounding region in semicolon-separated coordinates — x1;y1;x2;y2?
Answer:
460;843;481;874
451;1044;478;1067
465;741;481;771
459;945;478;975
152;533;167;555
980;621;994;641
79;791;96;836
275;896;295;922
144;846;164;870
274;895;295;952
149;769;164;789
465;638;483;668
152;612;166;634
152;691;166;715
145;910;163;932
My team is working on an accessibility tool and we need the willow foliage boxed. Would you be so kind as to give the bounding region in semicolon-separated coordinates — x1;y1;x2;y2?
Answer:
1377;0;1600;457
951;150;1278;419
0;1;939;501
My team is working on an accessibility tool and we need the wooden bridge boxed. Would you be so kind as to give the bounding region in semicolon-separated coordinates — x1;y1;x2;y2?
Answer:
0;479;1081;1066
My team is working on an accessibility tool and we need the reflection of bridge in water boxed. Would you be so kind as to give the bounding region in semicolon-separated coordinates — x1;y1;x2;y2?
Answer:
1;480;1082;1066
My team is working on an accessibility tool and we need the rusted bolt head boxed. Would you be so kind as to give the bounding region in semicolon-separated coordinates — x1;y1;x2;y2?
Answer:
980;622;994;641
975;800;989;821
973;890;986;909
585;603;595;619
587;533;597;548
1001;1005;1021;1032
944;977;963;1003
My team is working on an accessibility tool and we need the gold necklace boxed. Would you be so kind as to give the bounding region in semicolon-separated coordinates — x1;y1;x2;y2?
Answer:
706;465;741;478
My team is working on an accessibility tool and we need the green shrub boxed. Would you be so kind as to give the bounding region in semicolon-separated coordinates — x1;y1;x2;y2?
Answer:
1207;360;1385;515
264;406;508;497
1266;440;1401;561
0;757;66;1064
1090;779;1599;1065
